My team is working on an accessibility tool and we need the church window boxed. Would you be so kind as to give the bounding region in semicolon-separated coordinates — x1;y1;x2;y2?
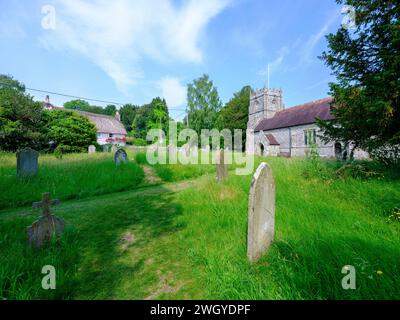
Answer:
304;129;316;145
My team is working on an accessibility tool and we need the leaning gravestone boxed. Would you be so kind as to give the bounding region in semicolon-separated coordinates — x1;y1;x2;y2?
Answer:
88;145;96;154
27;192;64;247
16;147;39;177
216;149;228;182
114;148;128;165
247;162;276;262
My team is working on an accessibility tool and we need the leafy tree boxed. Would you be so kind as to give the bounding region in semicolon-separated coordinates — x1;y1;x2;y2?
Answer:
120;104;138;132
317;0;400;164
221;85;252;149
148;97;169;131
64;99;109;115
187;74;223;137
0;74;25;92
0;75;43;151
131;98;169;141
41;109;97;153
104;104;117;116
132;104;152;140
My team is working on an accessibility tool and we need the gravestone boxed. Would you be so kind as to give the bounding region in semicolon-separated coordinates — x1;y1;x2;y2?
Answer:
16;147;39;177
247;162;275;262
88;145;96;154
216;149;228;182
114;148;128;165
27;193;64;247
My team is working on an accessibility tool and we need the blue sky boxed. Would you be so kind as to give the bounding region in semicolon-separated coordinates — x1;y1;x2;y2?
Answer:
0;0;345;120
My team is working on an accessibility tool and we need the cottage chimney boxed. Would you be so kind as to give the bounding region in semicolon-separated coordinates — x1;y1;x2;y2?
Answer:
115;111;121;121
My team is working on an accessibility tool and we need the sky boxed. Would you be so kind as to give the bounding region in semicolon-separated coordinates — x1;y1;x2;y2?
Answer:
0;0;346;120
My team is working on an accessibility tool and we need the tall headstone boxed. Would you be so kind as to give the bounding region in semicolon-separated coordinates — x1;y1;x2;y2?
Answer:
88;145;96;154
16;147;39;177
216;149;228;182
114;148;128;165
247;162;275;262
28;193;64;247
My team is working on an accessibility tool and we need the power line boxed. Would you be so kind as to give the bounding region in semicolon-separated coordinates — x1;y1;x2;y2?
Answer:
0;80;187;111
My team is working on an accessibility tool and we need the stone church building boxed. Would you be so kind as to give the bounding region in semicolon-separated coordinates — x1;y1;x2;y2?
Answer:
246;88;368;159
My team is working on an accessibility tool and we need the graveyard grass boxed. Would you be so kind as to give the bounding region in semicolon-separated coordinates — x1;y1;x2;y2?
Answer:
0;151;399;299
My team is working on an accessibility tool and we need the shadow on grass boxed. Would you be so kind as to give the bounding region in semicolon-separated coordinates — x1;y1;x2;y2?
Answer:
0;185;184;299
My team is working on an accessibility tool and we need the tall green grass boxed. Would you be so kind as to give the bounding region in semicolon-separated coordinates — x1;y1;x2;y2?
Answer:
0;152;144;209
0;156;399;299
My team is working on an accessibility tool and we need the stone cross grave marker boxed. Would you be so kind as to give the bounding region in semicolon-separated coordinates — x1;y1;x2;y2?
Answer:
247;162;275;262
16;147;39;177
216;149;228;182
114;148;128;165
28;192;65;247
88;145;96;154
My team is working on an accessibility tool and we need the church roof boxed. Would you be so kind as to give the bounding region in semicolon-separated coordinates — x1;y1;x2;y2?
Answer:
264;133;280;145
255;97;334;132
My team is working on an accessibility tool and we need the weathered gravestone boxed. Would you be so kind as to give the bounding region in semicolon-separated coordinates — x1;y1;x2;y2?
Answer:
27;193;64;247
216;149;228;182
114;148;128;165
247;162;275;262
88;145;96;154
16;147;39;177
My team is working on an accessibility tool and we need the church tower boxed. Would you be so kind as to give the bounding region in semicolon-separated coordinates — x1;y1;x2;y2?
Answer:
246;88;284;154
247;88;284;130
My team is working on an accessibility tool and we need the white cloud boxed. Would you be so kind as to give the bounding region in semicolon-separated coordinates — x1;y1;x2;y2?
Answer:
40;0;230;94
301;11;340;64
158;77;187;108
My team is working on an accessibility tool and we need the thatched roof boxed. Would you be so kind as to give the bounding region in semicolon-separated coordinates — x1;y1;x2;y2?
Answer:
76;111;127;135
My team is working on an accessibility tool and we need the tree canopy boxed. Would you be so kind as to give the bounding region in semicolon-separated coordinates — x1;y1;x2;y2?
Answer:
221;85;252;149
317;0;400;164
187;74;223;136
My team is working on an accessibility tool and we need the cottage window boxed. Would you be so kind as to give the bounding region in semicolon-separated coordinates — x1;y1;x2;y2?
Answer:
304;129;316;146
109;133;114;138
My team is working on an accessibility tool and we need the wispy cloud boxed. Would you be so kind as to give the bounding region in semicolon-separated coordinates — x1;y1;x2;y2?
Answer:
40;0;231;95
300;11;340;64
158;77;187;108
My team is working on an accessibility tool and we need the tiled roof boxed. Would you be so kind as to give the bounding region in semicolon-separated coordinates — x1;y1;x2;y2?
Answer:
255;97;334;132
264;133;280;145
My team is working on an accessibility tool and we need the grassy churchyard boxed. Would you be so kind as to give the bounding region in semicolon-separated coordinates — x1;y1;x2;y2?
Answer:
0;149;399;300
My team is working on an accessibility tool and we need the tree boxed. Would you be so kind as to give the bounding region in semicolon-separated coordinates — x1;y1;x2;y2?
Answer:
317;0;400;164
64;99;109;115
104;104;117;116
221;86;252;149
119;104;138;132
187;74;223;137
41;109;97;153
132;104;152;140
0;75;44;151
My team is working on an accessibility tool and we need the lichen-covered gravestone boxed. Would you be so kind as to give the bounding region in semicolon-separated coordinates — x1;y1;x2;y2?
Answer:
216;149;228;182
114;148;128;165
27;193;64;247
16;147;39;177
247;162;276;262
88;145;96;154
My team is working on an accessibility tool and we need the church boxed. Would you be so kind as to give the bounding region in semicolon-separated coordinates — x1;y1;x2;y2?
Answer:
245;88;368;159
